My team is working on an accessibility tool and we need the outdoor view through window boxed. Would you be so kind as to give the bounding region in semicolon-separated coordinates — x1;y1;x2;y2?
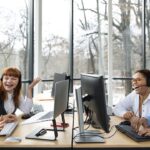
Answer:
0;0;150;105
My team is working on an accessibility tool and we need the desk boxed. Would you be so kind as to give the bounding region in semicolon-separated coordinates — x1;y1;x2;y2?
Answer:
1;94;150;149
73;116;150;149
0;100;73;149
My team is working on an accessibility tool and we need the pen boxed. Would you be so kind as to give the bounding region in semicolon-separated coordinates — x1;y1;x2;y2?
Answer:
35;129;47;136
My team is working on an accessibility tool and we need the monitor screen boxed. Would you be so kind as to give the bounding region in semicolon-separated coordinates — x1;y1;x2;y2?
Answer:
81;73;110;133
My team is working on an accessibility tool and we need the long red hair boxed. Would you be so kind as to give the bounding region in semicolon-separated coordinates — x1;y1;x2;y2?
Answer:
0;67;22;107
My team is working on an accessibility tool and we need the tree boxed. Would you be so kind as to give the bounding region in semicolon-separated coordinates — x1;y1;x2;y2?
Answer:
75;0;143;95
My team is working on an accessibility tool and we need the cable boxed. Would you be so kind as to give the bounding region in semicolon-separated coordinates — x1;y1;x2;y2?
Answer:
103;125;118;139
73;123;118;140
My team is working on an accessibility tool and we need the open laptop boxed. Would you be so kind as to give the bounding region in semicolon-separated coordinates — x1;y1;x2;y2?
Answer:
21;80;69;125
116;122;150;142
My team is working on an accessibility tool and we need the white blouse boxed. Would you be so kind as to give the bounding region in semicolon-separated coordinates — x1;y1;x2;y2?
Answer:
113;90;150;119
4;93;33;114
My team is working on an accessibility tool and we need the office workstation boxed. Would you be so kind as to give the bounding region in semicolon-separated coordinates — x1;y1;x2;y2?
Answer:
1;0;150;149
1;73;150;150
0;115;72;147
0;86;73;149
1;98;150;150
73;116;150;149
72;74;150;149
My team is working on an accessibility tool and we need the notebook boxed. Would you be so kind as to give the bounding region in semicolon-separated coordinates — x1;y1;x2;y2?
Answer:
116;124;150;142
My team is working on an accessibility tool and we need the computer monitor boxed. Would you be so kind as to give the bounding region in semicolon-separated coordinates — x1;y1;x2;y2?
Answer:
51;73;73;113
80;73;110;133
74;86;105;143
54;80;69;118
25;80;69;141
51;72;67;97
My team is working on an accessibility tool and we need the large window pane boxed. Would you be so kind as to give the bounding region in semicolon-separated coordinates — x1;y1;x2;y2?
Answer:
74;0;107;78
40;0;70;91
112;0;143;104
0;0;29;94
0;0;29;79
74;0;143;105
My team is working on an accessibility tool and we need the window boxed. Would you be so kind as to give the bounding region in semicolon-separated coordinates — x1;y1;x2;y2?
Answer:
0;0;30;94
38;0;70;91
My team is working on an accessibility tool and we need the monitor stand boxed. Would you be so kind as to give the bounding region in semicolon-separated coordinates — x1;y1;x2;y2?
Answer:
74;130;105;143
74;87;105;143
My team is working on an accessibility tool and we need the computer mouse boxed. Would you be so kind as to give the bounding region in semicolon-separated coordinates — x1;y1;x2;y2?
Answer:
5;136;22;143
119;120;131;126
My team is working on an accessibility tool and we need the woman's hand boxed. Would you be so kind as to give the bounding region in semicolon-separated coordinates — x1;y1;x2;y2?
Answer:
0;116;5;130
130;116;141;132
130;116;148;132
123;111;134;120
28;77;41;89
3;114;17;123
138;128;150;136
138;117;148;128
27;77;41;99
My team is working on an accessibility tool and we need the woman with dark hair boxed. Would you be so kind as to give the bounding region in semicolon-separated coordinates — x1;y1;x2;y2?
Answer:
113;69;150;132
0;67;41;125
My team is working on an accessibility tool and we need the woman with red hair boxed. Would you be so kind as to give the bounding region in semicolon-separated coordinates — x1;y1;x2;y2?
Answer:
0;67;41;126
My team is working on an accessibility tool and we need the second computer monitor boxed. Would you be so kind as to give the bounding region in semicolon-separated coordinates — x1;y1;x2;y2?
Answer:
53;80;69;118
81;73;110;133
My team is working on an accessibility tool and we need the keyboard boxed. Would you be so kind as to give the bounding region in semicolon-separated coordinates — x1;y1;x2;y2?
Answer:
0;121;18;136
116;124;150;142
